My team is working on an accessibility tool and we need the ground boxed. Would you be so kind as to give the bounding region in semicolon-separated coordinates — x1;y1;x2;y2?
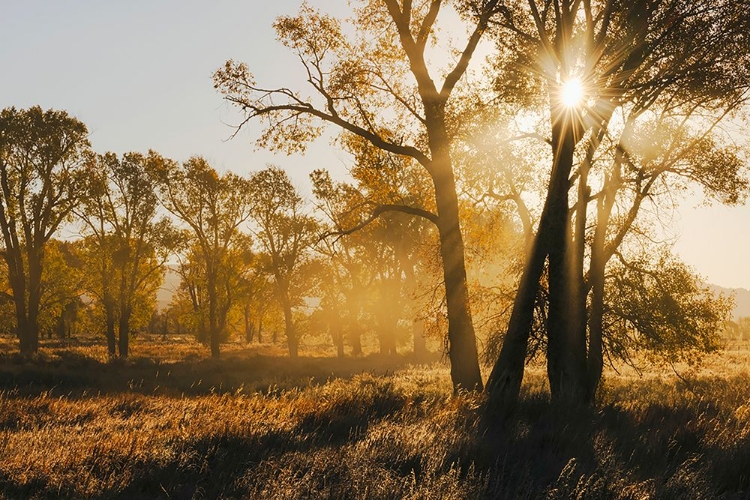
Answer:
1;335;749;499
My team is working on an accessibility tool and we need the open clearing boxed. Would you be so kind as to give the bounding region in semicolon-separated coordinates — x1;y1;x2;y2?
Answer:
1;336;749;499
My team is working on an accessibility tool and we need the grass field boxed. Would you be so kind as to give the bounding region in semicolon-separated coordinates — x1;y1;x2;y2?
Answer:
1;335;749;499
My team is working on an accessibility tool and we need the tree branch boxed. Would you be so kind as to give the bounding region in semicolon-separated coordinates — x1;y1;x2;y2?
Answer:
321;203;439;242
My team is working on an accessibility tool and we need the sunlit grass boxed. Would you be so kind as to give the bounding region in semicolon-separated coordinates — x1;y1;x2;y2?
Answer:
1;336;749;498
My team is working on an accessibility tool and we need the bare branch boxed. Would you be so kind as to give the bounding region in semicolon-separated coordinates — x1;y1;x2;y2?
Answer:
321;203;439;242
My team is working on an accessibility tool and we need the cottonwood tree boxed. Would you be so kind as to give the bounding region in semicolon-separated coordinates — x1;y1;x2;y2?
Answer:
77;152;177;357
26;239;85;340
484;0;750;407
0;106;90;354
248;167;318;358
581;105;747;399
214;0;508;390
150;154;252;357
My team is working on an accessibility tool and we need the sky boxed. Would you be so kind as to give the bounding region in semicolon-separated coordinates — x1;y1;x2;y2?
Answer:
1;1;749;290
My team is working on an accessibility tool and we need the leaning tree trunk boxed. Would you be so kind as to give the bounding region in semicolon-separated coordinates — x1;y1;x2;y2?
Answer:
485;226;548;408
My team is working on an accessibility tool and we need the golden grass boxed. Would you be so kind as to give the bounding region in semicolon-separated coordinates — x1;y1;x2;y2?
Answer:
1;335;749;499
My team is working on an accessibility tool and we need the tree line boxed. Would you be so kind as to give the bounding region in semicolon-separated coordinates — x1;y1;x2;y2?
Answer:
0;106;445;362
2;0;749;410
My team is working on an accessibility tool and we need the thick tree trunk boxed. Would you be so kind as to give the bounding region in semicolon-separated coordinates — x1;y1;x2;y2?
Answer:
427;104;482;391
486;120;589;408
10;271;32;354
545;122;588;405
16;249;43;354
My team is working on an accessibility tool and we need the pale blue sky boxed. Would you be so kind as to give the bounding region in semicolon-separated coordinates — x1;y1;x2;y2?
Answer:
1;1;748;289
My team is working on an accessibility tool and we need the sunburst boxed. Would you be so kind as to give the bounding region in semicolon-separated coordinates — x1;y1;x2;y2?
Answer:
560;78;585;108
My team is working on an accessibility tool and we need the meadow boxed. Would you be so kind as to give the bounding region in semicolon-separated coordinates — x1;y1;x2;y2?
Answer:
1;335;749;499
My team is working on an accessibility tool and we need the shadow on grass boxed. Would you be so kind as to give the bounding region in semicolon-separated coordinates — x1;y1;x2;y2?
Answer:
0;344;441;398
477;391;750;498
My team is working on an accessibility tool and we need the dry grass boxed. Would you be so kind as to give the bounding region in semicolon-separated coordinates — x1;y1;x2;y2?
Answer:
1;335;749;499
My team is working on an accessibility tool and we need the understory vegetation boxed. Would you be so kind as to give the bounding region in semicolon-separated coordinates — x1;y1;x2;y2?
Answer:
1;336;749;499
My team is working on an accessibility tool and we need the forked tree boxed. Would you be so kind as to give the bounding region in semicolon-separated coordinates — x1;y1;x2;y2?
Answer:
149;154;252;357
214;0;506;390
77;152;177;358
0;106;90;354
248;167;318;359
484;0;750;407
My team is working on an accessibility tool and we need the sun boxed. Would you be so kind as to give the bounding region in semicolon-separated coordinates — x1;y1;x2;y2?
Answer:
560;78;584;108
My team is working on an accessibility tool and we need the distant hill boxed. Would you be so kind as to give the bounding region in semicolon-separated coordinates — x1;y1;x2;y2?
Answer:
709;284;750;320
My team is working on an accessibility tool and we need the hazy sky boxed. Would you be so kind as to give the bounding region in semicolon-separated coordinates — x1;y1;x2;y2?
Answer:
2;1;749;289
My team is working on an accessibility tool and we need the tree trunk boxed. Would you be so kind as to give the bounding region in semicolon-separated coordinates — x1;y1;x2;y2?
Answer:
545;121;588;405
376;278;400;355
586;175;617;402
10;269;31;354
427;104;482;391
118;307;131;358
398;248;428;361
281;294;297;358
350;325;363;356
17;248;43;354
486;120;589;409
377;311;398;355
347;295;363;356
207;266;220;358
105;303;117;358
485;227;547;409
587;263;605;403
244;306;254;343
